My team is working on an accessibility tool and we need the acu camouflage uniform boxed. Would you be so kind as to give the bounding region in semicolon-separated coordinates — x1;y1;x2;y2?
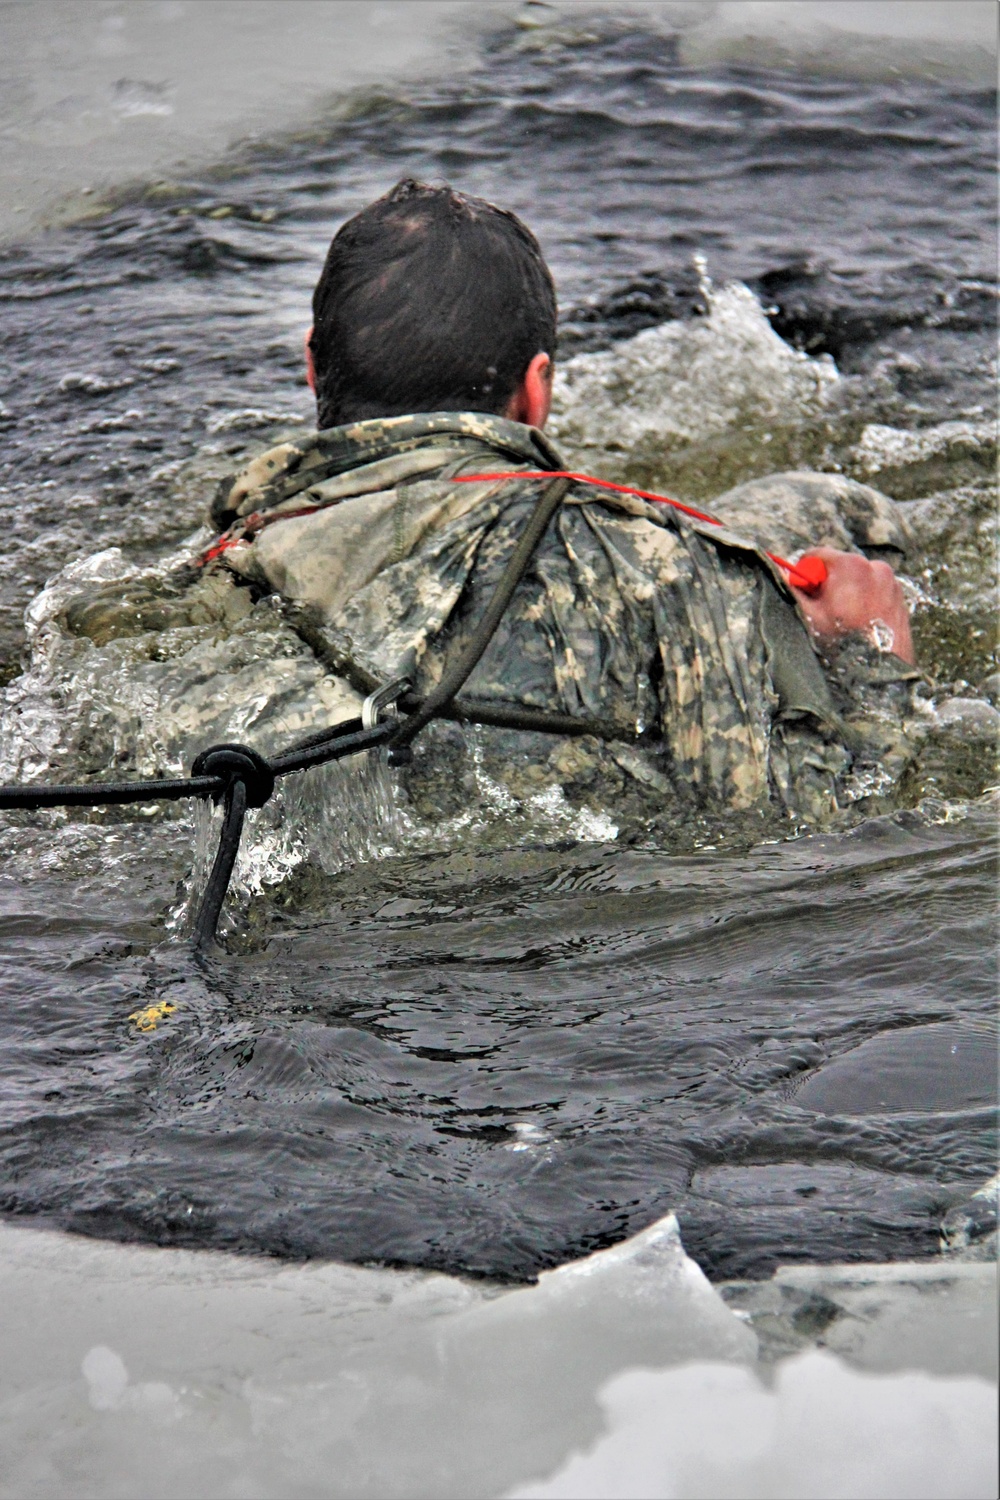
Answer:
57;412;920;840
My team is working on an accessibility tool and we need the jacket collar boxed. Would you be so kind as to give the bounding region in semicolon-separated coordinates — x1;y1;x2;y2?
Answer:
213;412;565;527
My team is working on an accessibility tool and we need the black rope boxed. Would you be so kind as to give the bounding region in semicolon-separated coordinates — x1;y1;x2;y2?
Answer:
189;743;275;808
191;776;248;950
440;699;628;741
279;715;363;757
270;721;392;775
0;472;643;946
0;773;223;810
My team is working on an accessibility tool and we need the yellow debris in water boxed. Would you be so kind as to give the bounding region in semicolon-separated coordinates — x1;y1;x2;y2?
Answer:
128;1002;177;1033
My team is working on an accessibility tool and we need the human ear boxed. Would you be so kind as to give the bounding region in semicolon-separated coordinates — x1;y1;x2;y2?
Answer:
507;351;553;428
304;326;316;394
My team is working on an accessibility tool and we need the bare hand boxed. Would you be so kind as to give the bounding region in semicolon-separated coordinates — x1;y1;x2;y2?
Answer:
788;547;915;665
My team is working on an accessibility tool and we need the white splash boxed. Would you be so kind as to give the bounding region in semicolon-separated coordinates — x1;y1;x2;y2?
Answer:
548;281;838;462
851;419;995;476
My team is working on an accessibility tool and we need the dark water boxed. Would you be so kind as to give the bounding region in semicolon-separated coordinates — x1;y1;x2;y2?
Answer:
0;16;996;1280
1;806;996;1280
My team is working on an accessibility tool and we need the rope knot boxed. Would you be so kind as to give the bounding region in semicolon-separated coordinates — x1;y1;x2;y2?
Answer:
190;743;275;809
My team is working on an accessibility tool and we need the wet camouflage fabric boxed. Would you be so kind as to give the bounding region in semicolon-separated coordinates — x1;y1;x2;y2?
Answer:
706;472;912;568
36;411;922;835
219;417;917;819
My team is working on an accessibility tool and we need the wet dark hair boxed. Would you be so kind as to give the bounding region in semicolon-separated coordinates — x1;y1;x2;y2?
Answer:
309;179;557;427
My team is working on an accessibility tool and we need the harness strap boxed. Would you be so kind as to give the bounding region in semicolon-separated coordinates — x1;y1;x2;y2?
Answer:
384;474;575;764
287;609;635;747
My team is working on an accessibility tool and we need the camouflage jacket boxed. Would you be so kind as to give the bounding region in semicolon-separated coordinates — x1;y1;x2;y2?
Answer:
41;412;921;840
210;411;922;829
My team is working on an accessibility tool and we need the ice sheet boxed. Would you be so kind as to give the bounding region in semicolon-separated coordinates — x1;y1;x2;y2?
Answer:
509;1350;997;1500
0;1215;995;1499
0;0;493;242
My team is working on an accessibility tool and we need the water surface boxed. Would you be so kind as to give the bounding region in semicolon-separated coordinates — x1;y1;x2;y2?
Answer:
0;7;996;1281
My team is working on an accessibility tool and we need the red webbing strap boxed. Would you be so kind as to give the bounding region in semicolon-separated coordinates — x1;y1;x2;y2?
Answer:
200;502;333;566
453;470;828;595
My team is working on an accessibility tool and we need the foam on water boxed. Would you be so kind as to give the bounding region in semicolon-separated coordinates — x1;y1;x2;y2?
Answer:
852;420;997;478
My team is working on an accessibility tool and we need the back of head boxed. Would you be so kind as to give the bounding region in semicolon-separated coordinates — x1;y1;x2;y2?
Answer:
310;179;557;428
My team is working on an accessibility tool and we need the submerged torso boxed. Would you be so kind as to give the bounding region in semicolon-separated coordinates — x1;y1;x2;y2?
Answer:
17;409;927;848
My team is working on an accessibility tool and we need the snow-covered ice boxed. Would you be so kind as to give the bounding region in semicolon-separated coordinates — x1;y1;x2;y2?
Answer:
0;1214;994;1499
509;1349;996;1500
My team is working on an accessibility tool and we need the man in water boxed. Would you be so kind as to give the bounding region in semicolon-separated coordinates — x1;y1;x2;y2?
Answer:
43;179;921;841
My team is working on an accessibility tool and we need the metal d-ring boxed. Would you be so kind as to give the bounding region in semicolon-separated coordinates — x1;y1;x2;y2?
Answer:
361;676;412;730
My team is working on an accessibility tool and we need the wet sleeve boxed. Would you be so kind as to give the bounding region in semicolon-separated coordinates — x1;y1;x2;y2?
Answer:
60;566;252;647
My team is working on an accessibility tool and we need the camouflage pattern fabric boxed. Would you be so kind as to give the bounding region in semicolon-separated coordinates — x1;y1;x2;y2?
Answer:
706;471;912;568
209;412;920;828
41;411;923;837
